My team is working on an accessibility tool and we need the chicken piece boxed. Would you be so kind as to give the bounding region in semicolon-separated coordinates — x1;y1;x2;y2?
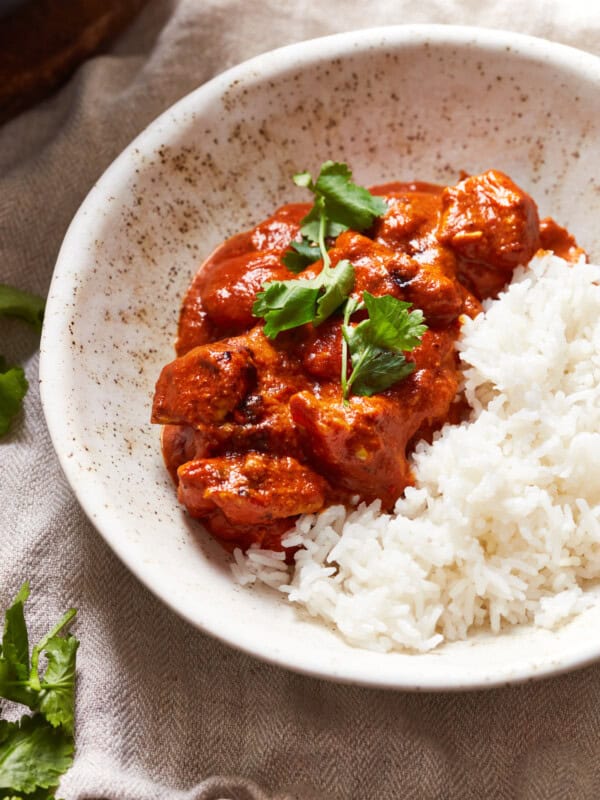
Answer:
388;248;465;326
437;170;540;297
152;339;255;427
176;229;255;355
176;203;310;353
177;452;327;525
198;251;293;332
290;328;460;508
206;325;313;458
330;231;405;300
290;390;415;507
298;318;344;382
250;203;310;252
373;184;443;249
369;190;469;325
300;228;465;328
158;325;314;475
340;229;465;325
298;230;404;302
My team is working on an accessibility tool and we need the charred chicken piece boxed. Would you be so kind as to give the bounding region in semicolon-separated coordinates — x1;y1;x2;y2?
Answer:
177;452;327;525
176;203;309;354
152;339;255;427
437;170;541;297
290;329;459;508
370;188;476;323
155;326;313;460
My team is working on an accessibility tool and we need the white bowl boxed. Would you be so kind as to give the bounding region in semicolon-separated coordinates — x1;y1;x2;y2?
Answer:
41;25;600;689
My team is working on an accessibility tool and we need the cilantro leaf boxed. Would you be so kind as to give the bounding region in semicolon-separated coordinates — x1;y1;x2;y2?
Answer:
314;260;354;324
257;161;386;337
342;292;427;399
29;609;77;693
0;584;35;709
362;292;427;351
345;327;416;396
298;201;347;244
2;584;30;675
253;260;355;338
0;716;73;794
313;161;387;233
282;239;322;273
0;284;45;438
0;586;78;797
252;282;321;337
281;162;387;274
290;163;386;247
257;162;423;402
36;634;79;735
0;286;45;334
0;360;28;437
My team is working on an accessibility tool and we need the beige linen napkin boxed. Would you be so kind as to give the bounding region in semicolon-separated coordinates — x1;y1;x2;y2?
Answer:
3;2;600;798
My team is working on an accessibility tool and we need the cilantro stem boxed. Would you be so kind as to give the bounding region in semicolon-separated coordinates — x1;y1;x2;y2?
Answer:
345;346;369;398
317;210;331;269
341;341;349;403
341;301;351;402
341;298;365;403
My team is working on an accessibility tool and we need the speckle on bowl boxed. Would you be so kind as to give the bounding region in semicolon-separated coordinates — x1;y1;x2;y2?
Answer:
40;25;600;689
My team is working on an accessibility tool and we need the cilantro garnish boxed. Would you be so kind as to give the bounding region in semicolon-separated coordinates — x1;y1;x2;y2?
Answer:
0;284;45;437
253;162;387;336
0;715;74;796
252;161;427;399
0;359;28;437
281;240;321;274
253;258;354;338
289;162;387;267
0;285;45;334
341;292;427;400
0;583;78;799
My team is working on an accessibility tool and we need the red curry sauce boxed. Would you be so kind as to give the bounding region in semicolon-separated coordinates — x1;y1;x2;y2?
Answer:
152;170;581;551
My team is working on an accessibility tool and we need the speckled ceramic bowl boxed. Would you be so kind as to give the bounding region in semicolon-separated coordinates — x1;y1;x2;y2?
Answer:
41;25;600;689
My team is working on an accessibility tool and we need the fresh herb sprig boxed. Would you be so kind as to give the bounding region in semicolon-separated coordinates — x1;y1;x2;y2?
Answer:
0;284;46;437
252;162;386;337
0;583;78;799
252;161;427;399
341;292;427;400
0;285;45;333
252;255;354;339
282;162;387;273
0;358;29;437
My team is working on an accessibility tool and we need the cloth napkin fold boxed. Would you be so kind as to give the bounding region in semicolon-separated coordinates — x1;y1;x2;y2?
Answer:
3;1;600;798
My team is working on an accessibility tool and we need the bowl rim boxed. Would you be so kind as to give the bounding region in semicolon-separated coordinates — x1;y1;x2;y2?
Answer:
40;23;600;690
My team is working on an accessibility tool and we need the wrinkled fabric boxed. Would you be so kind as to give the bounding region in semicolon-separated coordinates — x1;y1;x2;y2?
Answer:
2;2;600;798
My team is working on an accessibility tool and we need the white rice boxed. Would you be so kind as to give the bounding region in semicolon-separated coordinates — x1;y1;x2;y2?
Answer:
231;253;600;652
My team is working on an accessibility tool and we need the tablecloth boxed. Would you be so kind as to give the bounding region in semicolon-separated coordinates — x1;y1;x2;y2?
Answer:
3;1;600;798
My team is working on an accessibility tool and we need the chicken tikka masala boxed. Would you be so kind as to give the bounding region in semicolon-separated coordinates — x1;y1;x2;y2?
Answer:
152;166;581;552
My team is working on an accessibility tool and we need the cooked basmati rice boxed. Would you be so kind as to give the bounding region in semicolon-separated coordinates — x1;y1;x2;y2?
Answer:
231;253;600;652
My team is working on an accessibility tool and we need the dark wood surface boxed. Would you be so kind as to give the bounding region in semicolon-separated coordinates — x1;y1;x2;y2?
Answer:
0;0;148;123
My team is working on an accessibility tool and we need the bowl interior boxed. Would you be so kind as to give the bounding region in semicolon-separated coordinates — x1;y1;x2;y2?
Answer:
41;25;600;689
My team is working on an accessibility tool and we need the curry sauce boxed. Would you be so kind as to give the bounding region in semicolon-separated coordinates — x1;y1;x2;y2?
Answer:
152;170;580;551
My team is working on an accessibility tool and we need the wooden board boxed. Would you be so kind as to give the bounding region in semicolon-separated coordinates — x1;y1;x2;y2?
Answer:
0;0;148;123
